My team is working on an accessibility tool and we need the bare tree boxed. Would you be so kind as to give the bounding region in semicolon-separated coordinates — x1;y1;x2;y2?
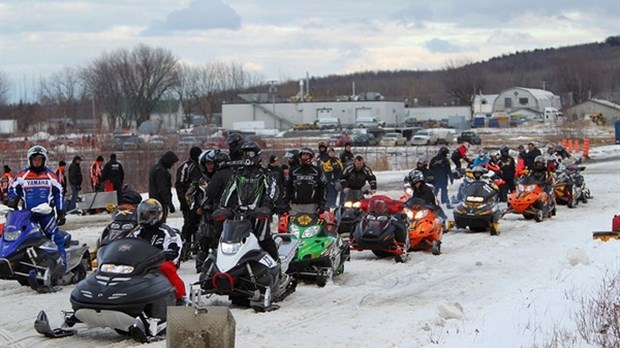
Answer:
441;58;487;105
555;58;602;105
0;71;11;105
112;44;179;127
83;52;126;131
39;66;87;132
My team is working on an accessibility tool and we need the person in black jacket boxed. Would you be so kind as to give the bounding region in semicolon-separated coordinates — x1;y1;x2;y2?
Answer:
226;132;245;169
267;155;287;214
524;142;542;171
175;146;202;257
287;147;327;215
405;170;447;221
339;142;354;165
67;155;83;211
199;151;232;255
497;145;516;202
219;141;279;262
149;151;179;222
429;147;453;208
340;155;377;201
100;153;125;204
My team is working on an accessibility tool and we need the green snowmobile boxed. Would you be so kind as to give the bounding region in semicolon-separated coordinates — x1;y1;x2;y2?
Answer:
284;213;350;287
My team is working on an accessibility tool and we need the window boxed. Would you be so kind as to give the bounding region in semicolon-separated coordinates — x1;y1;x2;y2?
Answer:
504;97;512;108
519;97;529;105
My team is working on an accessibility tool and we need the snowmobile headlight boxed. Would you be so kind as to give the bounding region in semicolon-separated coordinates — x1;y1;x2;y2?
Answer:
121;223;134;231
221;242;242;254
518;184;535;192
352;202;362;209
405;209;414;220
100;263;134;274
466;196;484;203
302;226;321;238
3;230;21;241
343;201;353;208
414;210;428;219
289;224;301;236
405;187;413;195
110;222;121;229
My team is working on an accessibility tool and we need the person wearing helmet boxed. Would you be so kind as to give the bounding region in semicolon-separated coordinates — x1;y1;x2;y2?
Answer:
554;145;571;160
472;149;490;168
414;157;434;183
404;169;447;221
322;148;344;209
497;145;516;202
286;147;327;215
226;132;246;168
340;155;377;200
528;155;553;192
219;141;280;262
471;166;487;181
9;146;67;268
339;142;354;165
317;141;329;163
451;142;471;170
430;147;453;208
131;198;189;306
149;151;179;222
284;149;300;168
524;142;542;171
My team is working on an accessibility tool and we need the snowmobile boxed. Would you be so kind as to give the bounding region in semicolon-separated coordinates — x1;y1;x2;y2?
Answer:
34;237;177;343
404;198;443;254
0;203;91;293
506;176;556;222
554;163;589;208
453;179;502;235
335;189;368;236
283;212;349;287
198;206;299;312
350;195;410;263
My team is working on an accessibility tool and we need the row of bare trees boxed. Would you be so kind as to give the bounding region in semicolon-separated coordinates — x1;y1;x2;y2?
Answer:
0;43;265;133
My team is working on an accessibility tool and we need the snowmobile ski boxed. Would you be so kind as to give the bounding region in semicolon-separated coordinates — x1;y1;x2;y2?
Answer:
34;310;76;338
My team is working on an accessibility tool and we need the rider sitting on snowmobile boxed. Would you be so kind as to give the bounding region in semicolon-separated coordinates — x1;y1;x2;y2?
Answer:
8;146;67;268
528;155;554;193
340;155;377;201
219;141;280;264
286;147;328;216
404;170;448;221
131;198;189;306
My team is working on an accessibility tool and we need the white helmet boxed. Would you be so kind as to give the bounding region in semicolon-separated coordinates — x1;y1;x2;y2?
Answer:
27;145;48;169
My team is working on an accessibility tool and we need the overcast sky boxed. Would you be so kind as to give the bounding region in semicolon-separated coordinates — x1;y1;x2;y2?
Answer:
1;0;619;102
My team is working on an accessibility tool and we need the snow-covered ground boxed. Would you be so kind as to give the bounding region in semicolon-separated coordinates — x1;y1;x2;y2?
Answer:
1;145;619;348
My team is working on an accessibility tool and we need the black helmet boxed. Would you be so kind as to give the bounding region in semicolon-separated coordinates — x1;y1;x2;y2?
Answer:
137;198;164;227
213;151;230;170
416;157;428;167
240;141;262;166
344;141;352;147
284;149;300;166
299;147;315;165
472;165;486;180
198;149;218;174
500;145;509;155
27;145;48;171
407;169;424;185
438;146;449;156
534;155;546;168
226;133;245;155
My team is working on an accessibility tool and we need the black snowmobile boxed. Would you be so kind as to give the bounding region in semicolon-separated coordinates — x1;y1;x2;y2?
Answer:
35;237;177;343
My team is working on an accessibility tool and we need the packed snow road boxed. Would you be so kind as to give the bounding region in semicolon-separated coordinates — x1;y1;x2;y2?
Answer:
0;159;619;348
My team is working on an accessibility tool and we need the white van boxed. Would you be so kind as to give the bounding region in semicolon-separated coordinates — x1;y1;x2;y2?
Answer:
356;116;382;128
410;128;455;145
317;117;341;130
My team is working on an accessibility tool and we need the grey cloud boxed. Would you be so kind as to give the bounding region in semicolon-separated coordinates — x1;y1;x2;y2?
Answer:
142;0;241;36
424;38;463;53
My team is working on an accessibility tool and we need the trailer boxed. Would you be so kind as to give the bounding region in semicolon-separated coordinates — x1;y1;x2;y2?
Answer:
74;191;118;214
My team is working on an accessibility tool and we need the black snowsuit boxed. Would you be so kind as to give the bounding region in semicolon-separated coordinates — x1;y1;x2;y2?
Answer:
149;151;179;222
497;154;516;202
101;158;125;203
287;163;327;208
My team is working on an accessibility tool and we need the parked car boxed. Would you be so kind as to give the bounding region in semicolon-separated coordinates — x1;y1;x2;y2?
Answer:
356;116;383;128
410;128;454;146
352;133;378;146
379;132;407;146
113;134;143;151
317;117;342;130
457;131;482;145
146;135;167;150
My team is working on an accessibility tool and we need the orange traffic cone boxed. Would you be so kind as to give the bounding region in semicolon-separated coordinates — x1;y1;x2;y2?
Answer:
583;138;590;159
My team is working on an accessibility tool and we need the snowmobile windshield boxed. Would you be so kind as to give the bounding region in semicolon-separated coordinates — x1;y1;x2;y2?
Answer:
518;176;542;186
220;219;253;243
462;181;497;201
98;237;164;274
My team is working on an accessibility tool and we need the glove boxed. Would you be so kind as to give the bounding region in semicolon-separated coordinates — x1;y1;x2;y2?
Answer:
7;196;20;209
57;212;66;226
169;204;176;214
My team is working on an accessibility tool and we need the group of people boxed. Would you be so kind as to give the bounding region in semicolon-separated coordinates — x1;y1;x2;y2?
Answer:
403;140;573;217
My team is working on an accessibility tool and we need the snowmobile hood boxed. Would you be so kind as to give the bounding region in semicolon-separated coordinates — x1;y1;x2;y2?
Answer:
97;238;164;275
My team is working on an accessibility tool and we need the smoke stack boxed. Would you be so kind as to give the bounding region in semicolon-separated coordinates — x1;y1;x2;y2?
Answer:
299;80;304;102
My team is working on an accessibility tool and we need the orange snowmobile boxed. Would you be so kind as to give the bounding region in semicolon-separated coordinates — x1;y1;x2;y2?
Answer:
506;176;556;222
404;198;443;255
